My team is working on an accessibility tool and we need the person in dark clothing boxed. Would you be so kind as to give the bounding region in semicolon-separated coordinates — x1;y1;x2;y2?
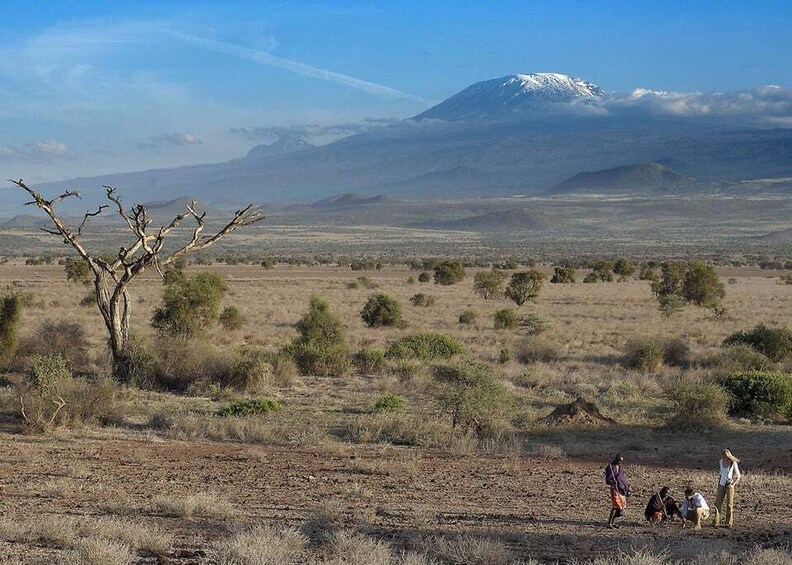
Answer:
644;487;684;525
604;454;630;528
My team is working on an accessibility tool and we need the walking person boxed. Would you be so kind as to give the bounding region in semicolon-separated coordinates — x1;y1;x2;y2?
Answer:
605;454;630;528
712;449;742;528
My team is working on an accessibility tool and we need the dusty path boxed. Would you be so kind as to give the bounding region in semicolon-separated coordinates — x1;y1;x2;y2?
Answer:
0;432;789;563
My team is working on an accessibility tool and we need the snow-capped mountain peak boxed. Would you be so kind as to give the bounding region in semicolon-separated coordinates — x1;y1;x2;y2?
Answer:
415;72;604;120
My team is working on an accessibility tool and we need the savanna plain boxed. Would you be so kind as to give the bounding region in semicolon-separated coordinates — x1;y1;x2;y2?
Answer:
0;259;790;564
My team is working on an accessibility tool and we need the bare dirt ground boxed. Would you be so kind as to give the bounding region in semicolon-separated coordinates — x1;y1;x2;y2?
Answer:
0;426;789;563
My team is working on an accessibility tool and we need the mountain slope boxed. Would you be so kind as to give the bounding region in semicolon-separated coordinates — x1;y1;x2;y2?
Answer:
415;73;604;121
548;162;724;195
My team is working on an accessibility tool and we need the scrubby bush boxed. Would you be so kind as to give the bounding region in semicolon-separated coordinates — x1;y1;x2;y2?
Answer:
720;371;792;419
409;293;435;307
290;297;350;377
219;397;281;417
724;324;792;362
227;347;273;392
418;272;431;283
360;294;403;327
0;294;23;362
64;258;91;285
613;258;636;281
373;392;406;413
387;332;463;360
458;310;477;325
515;337;560;364
505;270;545;306
662;337;690;367
623;339;664;372
473;270;506;299
651;261;725;313
638;264;659;281
497;348;512;364
354;348;387;375
406;276;416;285
664;378;729;429
151;271;228;339
584;261;614;283
219;306;246;331
16;354;121;431
550;266;576;284
707;344;774;375
18;320;90;370
431;360;513;436
433;260;465;285
517;313;550;336
493;308;518;330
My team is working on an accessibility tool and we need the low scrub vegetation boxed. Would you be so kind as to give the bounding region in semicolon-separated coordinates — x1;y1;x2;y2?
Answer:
720;371;792;419
361;293;403;327
219;397;282;417
493;308;518;330
290;297;350;377
664;377;730;429
387;332;463;360
724;324;792;362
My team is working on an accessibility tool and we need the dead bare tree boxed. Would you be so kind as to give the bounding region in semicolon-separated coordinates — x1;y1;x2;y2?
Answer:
8;179;264;380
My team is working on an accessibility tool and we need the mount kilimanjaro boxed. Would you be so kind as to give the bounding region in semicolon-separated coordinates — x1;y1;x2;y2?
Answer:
12;72;792;211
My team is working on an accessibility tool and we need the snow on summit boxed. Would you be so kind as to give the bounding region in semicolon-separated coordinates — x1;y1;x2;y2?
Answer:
415;72;604;121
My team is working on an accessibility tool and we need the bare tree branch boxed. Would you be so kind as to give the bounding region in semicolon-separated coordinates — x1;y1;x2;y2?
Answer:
77;204;110;236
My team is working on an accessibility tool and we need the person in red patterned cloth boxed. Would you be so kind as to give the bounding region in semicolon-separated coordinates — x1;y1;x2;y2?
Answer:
604;453;630;528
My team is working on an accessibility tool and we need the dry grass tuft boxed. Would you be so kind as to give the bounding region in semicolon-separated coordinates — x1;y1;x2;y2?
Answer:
325;529;394;565
214;524;308;565
65;537;134;565
154;492;239;520
90;517;171;553
417;534;511;565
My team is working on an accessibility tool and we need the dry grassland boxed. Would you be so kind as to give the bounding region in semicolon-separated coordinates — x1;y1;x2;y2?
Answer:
0;262;790;564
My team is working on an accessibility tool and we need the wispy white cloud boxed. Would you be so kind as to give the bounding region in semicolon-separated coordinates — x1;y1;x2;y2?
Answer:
150;132;204;146
169;30;425;101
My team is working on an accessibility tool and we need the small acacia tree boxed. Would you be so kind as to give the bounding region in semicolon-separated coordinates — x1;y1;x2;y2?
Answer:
651;260;725;314
473;269;506;299
434;260;466;285
505;270;546;306
550;266;576;284
151;270;228;339
9;179;262;380
613;258;636;281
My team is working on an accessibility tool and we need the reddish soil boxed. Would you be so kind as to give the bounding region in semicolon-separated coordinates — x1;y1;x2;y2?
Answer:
1;431;790;563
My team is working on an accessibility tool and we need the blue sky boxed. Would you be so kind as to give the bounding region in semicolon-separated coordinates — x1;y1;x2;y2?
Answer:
1;0;791;182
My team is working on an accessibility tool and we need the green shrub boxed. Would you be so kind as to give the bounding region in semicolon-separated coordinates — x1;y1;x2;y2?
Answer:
458;310;477;325
720;371;792;419
473;270;506;299
497;348;512;364
354;348;387;375
515;337;560;364
493;309;518;330
407;276;416;285
219;306;246;331
409;293;436;307
387;332;463;360
151;271;228;339
613;258;636;280
360;294;403;327
665;378;729;429
373;392;406;413
433;260;465;285
290;297;350;377
584;261;614;283
418;272;431;283
550;266;575;284
227;347;273;392
624;338;664;372
219;397;281;417
0;294;23;362
431;359;514;436
64;258;92;285
517;313;550;336
652;261;725;312
18;354;121;431
505;270;545;306
724;324;792;362
707;345;774;375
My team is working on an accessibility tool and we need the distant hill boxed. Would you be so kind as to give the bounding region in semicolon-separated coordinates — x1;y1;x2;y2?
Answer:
415;207;550;233
246;138;314;160
0;214;43;228
309;193;397;210
548;162;723;195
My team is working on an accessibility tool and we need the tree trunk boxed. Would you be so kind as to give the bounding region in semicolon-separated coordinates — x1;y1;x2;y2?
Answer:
95;273;132;381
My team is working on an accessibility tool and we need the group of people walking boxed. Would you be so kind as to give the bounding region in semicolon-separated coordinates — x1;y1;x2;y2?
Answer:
605;450;742;530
